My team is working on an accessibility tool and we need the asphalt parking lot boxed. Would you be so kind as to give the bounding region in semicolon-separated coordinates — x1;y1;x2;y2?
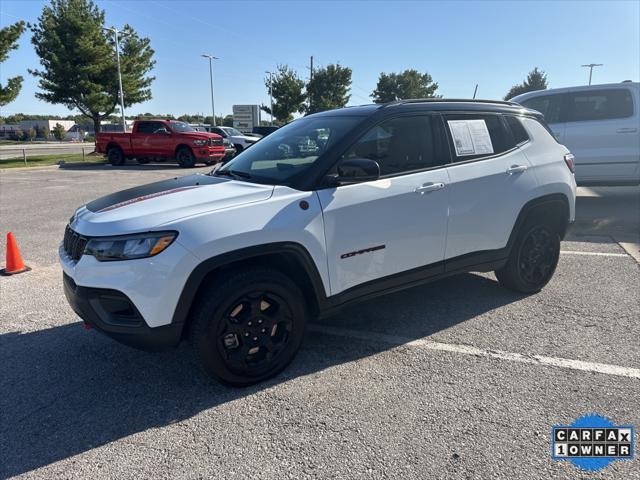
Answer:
1;164;639;479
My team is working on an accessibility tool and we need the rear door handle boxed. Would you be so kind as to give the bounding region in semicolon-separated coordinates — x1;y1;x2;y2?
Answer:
617;128;638;133
506;165;528;175
414;182;445;194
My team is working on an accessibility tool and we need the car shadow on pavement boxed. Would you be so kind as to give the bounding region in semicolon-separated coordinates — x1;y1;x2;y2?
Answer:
0;272;524;478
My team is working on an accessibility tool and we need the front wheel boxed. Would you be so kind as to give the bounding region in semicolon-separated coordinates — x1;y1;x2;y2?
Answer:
176;147;196;168
189;268;308;386
495;222;560;293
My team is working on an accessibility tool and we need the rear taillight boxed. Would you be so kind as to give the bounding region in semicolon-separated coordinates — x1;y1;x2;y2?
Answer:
564;153;575;174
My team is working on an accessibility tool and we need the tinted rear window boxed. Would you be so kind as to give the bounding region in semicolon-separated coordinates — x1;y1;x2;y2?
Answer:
505;116;530;145
520;94;564;124
565;89;634;122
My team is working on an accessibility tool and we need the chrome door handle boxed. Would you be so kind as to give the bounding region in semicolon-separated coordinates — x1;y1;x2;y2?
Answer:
617;128;638;133
506;165;528;175
414;182;445;194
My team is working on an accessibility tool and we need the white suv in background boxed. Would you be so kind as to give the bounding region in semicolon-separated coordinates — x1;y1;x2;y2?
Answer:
60;100;576;386
512;82;640;186
210;126;259;154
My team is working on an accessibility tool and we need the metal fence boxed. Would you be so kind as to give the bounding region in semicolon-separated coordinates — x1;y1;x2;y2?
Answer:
0;143;97;166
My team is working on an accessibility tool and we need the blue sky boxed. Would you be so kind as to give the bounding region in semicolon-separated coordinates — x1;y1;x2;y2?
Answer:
1;0;639;118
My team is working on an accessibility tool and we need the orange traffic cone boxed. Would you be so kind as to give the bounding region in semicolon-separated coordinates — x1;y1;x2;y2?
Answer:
1;232;31;275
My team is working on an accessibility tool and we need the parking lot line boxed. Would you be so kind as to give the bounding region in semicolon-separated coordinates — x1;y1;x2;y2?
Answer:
308;324;640;379
560;250;629;257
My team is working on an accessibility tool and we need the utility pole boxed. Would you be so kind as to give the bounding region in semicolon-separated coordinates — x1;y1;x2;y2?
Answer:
104;26;131;132
202;54;219;127
307;55;314;112
581;63;603;85
265;71;274;126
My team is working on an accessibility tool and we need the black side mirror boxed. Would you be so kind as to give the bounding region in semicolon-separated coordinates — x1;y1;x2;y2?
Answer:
336;158;380;184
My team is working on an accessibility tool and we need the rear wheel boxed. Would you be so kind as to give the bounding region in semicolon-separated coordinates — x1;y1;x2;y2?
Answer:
107;147;125;166
189;268;308;386
176;147;196;168
495;221;560;293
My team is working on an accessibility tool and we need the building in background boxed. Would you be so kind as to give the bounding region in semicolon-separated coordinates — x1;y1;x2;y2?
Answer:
232;105;261;134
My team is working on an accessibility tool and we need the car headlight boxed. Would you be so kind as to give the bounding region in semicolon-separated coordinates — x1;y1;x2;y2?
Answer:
84;231;178;261
193;139;207;146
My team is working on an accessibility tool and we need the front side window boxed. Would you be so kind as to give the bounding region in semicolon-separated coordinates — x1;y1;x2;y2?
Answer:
444;114;512;162
565;89;634;122
520;94;564;124
217;115;362;184
136;122;155;134
340;115;447;176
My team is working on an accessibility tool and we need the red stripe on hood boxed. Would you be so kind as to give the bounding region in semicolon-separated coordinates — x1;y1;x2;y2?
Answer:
97;186;200;212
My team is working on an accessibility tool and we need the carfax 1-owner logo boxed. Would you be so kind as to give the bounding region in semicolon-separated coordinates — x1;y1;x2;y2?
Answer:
552;414;635;472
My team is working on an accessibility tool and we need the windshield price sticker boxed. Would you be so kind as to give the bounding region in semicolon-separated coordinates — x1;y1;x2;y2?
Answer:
447;119;494;157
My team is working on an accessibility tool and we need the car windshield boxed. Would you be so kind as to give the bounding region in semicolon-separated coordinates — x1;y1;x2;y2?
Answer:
225;127;244;136
215;115;362;184
170;121;195;133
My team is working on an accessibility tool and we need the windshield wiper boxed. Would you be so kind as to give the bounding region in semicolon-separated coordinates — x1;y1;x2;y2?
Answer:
213;169;252;180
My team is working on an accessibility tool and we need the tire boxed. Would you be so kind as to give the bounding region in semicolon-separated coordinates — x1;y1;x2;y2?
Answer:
176;146;196;168
107;147;125;166
189;267;308;386
495;220;561;293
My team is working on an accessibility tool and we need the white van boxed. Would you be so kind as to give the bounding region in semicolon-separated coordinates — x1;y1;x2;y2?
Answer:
512;83;640;186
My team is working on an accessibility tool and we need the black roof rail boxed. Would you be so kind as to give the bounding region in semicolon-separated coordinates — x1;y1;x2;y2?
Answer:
383;98;522;108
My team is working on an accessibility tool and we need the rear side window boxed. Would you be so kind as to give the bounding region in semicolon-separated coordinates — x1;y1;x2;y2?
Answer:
565;89;634;122
504;116;530;145
444;114;512;162
341;115;448;176
136;122;154;134
520;94;564;124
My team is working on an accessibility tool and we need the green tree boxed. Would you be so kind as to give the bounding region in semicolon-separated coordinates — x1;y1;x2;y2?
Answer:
371;69;439;103
28;127;36;141
29;0;155;134
222;115;233;127
13;128;24;141
504;67;548;100
262;65;306;123
52;122;66;140
305;64;352;114
0;21;26;106
41;123;50;140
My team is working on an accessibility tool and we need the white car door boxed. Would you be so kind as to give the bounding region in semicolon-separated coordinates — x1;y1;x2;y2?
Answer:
562;87;640;184
318;114;450;295
443;113;538;262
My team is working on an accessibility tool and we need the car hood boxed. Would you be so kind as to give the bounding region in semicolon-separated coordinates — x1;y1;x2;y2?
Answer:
71;174;274;236
178;131;221;140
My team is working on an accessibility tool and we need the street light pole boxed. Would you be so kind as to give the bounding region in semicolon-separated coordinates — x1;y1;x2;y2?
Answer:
581;63;603;86
265;71;274;126
104;27;130;131
202;54;218;128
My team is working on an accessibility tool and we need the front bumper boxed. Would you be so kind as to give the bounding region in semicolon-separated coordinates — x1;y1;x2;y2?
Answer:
63;272;183;350
194;146;225;161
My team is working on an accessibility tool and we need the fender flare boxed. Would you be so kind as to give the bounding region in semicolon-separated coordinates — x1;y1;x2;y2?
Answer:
171;242;328;328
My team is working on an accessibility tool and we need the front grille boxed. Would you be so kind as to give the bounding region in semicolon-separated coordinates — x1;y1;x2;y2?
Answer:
209;137;223;146
63;225;88;261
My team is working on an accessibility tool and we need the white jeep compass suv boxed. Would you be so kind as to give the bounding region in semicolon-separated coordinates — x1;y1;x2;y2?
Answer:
60;99;576;386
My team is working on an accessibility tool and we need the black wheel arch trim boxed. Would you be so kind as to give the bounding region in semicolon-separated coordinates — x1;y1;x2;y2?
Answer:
171;242;329;330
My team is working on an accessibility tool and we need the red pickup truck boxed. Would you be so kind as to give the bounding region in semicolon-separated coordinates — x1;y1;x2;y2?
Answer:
96;119;226;168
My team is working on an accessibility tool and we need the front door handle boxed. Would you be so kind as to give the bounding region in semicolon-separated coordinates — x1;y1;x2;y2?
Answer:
506;165;528;175
617;128;638;134
414;182;445;194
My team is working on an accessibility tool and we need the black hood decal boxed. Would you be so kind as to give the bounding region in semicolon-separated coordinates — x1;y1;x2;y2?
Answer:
86;174;229;213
